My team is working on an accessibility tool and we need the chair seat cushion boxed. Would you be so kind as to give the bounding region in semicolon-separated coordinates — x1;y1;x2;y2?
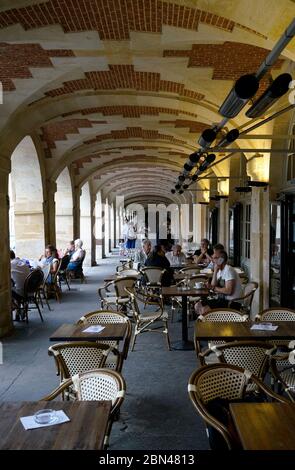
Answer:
139;312;163;322
105;296;129;304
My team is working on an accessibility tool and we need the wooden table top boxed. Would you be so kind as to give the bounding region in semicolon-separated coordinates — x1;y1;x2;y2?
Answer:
195;320;295;340
230;402;295;450
50;322;127;342
0;401;111;450
162;286;209;297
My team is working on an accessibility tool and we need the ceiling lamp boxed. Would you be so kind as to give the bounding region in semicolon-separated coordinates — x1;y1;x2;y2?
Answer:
198;129;217;148
217;128;240;147
219;74;259;118
246;73;292;118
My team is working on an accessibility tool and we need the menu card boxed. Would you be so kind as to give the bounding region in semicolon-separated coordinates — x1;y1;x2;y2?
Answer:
82;325;105;333
20;411;70;430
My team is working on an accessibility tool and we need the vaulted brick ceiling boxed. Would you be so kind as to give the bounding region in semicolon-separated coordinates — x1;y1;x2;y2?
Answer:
0;0;294;203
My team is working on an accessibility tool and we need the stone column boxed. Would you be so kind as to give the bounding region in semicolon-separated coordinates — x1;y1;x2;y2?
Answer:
219;198;229;251
72;186;81;240
0;156;14;337
194;204;208;242
101;196;106;258
90;193;96;266
43;179;57;246
250;186;270;317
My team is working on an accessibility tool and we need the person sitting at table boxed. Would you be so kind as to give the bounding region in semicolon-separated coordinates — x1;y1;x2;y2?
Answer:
165;244;186;266
134;239;152;266
195;249;243;316
145;244;173;286
206;243;225;270
66;239;85;274
64;240;75;258
39;245;59;283
10;250;30;317
193;238;213;266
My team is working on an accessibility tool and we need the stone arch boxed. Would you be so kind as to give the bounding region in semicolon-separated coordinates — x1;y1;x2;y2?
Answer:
55;167;74;251
80;182;92;266
9;136;44;259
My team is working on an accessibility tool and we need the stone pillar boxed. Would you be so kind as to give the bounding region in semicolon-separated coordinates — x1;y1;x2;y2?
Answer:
43;179;57;246
108;204;112;252
194;204;208;243
101;196;106;258
219;198;229;252
90;193;96;266
250;187;270;317
0;156;14;337
113;204;117;248
72;187;81;240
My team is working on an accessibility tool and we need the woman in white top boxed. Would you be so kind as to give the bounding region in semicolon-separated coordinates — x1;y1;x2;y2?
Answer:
67;239;85;272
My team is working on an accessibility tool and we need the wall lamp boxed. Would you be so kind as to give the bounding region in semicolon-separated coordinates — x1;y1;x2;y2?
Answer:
247;180;269;187
219;74;259;118
245;73;292;118
234;186;252;193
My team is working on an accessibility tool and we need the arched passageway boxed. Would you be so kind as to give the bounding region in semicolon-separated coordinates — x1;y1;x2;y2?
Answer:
9;136;44;259
55;167;73;252
80;182;91;266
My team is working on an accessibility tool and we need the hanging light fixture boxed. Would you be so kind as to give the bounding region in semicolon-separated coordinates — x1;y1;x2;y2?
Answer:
219;74;259;118
246;73;292;118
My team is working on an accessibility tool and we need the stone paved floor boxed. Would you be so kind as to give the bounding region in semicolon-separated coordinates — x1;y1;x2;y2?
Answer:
1;255;209;450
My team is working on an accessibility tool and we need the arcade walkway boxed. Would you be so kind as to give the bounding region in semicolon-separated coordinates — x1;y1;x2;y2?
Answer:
1;255;208;450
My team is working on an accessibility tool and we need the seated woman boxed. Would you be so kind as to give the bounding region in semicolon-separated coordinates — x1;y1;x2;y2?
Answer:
39;245;59;284
66;239;85;275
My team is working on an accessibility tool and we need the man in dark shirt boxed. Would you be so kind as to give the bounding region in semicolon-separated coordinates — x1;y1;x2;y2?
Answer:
194;238;213;265
145;245;173;286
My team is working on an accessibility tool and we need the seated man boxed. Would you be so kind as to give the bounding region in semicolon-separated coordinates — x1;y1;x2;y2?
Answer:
195;249;243;316
206;243;225;270
66;239;85;275
193;238;213;266
134;239;152;266
144;245;173;287
165;244;186;266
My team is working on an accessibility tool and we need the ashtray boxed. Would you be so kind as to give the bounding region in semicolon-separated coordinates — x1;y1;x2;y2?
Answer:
34;409;58;425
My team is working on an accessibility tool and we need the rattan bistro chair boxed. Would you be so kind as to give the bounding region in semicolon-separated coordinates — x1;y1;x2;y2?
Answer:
21;269;45;322
77;310;132;369
48;342;121;383
270;340;295;401
188;363;289;450
140;267;167;290
256;307;295;347
195;309;248;366
125;287;171;351
228;281;258;317
199;341;274;382
98;276;137;311
43;369;126;448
